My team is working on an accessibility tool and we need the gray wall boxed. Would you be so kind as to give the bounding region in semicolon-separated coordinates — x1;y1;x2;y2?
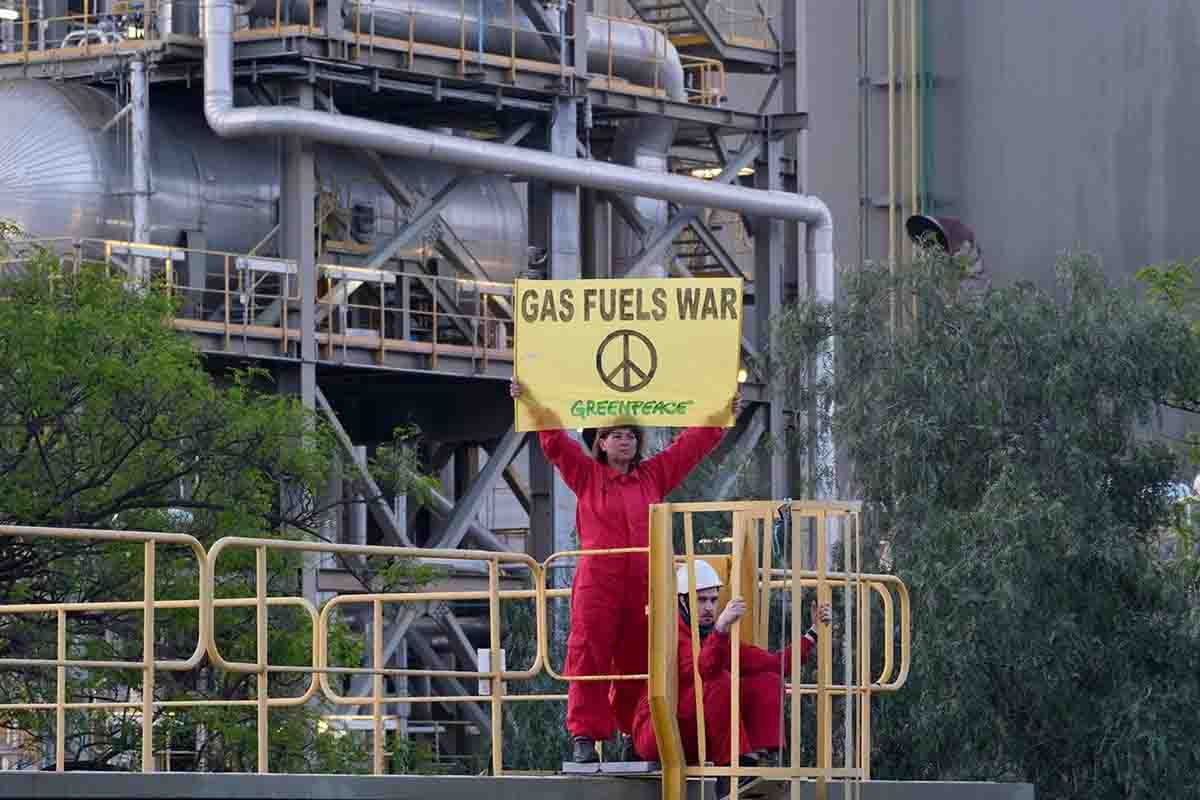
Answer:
930;0;1200;286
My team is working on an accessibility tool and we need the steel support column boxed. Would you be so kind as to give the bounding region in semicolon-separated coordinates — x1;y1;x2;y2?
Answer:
705;405;767;501
430;429;527;551
528;98;580;574
316;388;414;548
754;134;788;499
130;57;150;281
626;143;761;278
280;83;317;410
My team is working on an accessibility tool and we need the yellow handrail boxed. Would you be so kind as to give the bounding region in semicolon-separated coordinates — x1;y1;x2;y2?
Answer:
0;499;909;783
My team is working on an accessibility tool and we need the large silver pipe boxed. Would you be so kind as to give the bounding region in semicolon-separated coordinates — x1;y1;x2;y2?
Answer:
130;57;150;251
0;79;526;281
264;0;685;277
204;0;828;222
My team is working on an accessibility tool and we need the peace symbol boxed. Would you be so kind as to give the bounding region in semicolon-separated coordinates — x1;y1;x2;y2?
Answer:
596;329;658;393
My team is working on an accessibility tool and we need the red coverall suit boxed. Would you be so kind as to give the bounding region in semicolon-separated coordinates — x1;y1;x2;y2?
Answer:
630;616;815;764
539;427;725;741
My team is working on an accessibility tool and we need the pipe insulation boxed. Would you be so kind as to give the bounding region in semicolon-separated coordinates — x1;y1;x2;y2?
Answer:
203;0;831;224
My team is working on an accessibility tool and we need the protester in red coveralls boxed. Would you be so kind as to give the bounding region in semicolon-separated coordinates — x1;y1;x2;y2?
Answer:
631;561;831;792
510;380;734;764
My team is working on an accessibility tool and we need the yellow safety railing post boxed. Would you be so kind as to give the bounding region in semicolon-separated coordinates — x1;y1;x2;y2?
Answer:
681;512;707;770
648;504;685;800
814;510;831;800
373;598;385;774
488;558;503;775
256;545;269;773
788;512;804;800
143;540;156;772
728;512;743;799
56;609;65;772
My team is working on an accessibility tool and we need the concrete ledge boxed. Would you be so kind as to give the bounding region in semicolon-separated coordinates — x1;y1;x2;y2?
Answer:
0;772;1033;800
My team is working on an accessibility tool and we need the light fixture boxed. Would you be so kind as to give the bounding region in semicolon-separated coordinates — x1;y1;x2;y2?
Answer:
905;214;985;274
736;368;748;384
0;8;20;20
689;166;754;180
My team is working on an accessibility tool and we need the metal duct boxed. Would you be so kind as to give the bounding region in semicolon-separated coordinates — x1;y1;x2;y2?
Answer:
205;0;825;222
0;79;527;281
247;0;684;275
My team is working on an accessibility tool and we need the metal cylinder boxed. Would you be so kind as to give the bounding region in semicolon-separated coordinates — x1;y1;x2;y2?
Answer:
0;79;527;281
130;58;150;249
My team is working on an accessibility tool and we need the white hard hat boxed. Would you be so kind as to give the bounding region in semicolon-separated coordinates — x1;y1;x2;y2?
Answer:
676;560;723;595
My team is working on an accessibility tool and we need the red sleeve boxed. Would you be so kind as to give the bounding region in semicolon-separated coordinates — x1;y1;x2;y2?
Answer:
739;635;815;676
679;628;731;683
537;430;593;495
641;427;725;496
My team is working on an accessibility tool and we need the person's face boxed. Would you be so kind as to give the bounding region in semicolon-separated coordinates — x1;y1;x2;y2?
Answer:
692;587;721;626
599;427;638;461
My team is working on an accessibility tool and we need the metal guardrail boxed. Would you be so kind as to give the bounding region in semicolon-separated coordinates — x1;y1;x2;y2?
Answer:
648;501;911;800
0;510;908;793
0;0;725;107
0;237;515;368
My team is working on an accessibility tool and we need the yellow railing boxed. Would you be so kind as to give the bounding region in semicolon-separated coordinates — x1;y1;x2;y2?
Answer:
0;501;909;795
0;2;167;63
0;237;515;367
647;501;911;800
681;54;726;106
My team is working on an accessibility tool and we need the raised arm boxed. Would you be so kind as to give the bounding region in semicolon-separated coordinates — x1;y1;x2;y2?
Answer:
537;429;594;494
741;601;830;675
642;426;725;496
513;380;594;494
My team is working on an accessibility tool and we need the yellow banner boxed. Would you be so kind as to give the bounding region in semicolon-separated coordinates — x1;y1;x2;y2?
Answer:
513;278;743;432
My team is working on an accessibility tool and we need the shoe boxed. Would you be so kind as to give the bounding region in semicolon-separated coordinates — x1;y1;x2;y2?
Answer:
571;736;599;764
714;774;757;799
755;748;783;766
616;732;637;762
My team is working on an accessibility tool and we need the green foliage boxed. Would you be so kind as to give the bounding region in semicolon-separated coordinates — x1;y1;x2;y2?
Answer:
0;250;380;772
772;251;1200;798
501;598;568;771
370;424;442;508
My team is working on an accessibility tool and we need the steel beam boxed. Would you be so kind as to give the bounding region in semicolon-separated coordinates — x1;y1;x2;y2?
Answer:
428;428;527;551
600;190;649;240
348;604;424;698
626;142;760;278
514;0;562;58
686;218;749;281
316;388;415;548
754;134;787;499
130;57;150;269
429;604;482;682
405;629;492;734
528;99;580;576
280;83;317;410
706;405;767;501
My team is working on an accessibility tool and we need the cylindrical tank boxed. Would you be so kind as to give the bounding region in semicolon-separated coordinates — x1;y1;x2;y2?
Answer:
248;0;685;277
0;79;527;281
257;0;683;95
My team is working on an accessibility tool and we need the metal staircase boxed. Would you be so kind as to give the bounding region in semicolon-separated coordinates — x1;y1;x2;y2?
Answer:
669;214;749;280
624;0;781;71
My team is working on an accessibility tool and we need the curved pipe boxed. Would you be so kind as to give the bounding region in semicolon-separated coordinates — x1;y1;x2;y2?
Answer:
203;0;829;223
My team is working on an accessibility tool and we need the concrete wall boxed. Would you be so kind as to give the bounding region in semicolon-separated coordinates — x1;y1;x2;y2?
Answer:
928;0;1200;286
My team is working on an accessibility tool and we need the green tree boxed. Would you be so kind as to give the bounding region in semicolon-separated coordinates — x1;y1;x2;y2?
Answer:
0;246;406;772
772;251;1200;798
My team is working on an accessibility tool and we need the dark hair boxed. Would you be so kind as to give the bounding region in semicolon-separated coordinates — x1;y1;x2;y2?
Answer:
593;426;644;466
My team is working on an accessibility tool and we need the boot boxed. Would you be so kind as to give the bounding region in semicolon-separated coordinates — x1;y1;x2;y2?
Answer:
570;736;599;764
616;732;638;762
714;775;758;800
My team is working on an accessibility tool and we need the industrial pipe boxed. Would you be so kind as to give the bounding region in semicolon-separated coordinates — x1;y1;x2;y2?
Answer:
202;0;830;224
